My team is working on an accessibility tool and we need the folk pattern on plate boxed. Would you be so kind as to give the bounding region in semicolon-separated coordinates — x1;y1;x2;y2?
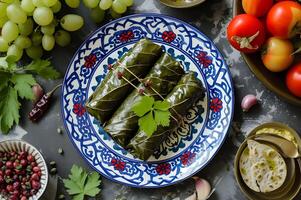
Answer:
62;14;233;187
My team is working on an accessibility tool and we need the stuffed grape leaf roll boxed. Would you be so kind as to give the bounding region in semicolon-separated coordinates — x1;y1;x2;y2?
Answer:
85;39;162;124
127;72;205;160
104;53;185;147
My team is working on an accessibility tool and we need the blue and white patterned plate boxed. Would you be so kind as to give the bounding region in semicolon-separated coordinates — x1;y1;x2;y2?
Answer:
61;14;234;188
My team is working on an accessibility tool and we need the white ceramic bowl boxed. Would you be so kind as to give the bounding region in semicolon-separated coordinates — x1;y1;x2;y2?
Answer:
0;140;48;200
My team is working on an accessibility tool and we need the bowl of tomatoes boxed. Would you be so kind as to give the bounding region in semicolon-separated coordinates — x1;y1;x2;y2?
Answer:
230;0;301;106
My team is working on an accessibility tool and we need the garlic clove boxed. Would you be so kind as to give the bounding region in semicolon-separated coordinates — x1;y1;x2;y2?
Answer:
185;192;197;200
241;94;258;112
193;177;211;200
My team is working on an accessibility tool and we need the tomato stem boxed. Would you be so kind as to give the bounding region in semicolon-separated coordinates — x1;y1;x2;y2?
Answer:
231;31;260;50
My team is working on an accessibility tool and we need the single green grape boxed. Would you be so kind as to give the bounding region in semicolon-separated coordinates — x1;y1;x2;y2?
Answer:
31;31;43;46
26;45;43;59
41;23;56;35
2;21;19;42
0;16;8;28
7;44;23;61
33;7;54;26
0;2;8;18
0;37;9;52
60;14;84;32
1;0;14;3
18;18;34;36
54;29;71;47
83;0;99;8
65;0;80;8
21;0;35;13
123;0;133;6
51;0;61;13
99;0;112;10
14;35;32;49
42;0;57;7
32;0;45;7
6;3;27;24
109;8;121;19
90;7;105;23
112;0;126;14
42;34;55;51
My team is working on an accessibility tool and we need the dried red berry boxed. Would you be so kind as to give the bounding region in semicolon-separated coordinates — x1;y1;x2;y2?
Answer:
117;71;123;79
31;180;40;190
138;88;145;95
32;167;40;173
144;80;152;88
6;161;13;169
108;64;113;70
31;173;39;181
27;155;35;163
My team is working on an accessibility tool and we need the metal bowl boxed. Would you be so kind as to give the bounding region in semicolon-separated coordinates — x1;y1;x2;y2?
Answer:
233;0;301;106
160;0;206;8
234;122;301;200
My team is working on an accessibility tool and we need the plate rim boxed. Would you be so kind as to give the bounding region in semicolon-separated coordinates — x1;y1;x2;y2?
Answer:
61;13;235;188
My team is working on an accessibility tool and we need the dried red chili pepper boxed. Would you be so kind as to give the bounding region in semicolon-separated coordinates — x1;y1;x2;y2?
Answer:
28;84;62;122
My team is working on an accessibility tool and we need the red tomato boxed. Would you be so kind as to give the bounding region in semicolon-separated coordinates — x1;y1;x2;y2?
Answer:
242;0;273;17
267;1;301;38
227;14;266;53
286;63;301;97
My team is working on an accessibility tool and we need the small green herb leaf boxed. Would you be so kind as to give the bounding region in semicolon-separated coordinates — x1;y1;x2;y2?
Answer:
63;165;101;200
25;59;61;79
83;172;101;196
153;100;170;111
11;74;36;100
138;111;157;137
154;110;170;127
132;96;154;117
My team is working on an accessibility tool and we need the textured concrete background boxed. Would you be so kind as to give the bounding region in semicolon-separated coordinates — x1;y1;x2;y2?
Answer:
2;0;301;199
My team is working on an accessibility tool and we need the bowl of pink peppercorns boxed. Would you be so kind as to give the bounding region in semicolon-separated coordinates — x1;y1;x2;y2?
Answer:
0;140;48;200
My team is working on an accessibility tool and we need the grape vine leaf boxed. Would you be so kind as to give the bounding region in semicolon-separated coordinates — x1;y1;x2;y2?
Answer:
63;165;101;200
0;87;20;134
25;59;61;79
11;74;36;100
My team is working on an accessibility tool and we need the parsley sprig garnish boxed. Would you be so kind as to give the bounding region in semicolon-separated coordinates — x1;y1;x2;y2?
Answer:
63;165;101;200
132;96;171;137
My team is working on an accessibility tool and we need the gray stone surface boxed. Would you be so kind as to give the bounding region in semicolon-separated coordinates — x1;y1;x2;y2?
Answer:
2;0;301;199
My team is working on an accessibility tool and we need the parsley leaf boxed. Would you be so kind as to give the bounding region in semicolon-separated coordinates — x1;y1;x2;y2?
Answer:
0;87;20;134
11;74;36;100
132;96;154;117
153;100;170;111
25;59;61;79
138;111;157;137
63;165;101;200
154;110;170;127
132;96;171;137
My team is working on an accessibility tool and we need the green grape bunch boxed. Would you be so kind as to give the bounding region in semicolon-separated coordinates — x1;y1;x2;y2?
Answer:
0;0;134;61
